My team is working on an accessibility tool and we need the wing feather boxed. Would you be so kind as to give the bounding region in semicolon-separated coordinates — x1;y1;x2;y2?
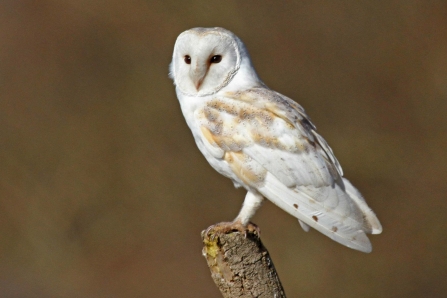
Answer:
260;173;373;253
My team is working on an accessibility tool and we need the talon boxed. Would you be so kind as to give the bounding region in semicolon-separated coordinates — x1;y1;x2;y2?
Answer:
246;222;261;237
203;221;261;239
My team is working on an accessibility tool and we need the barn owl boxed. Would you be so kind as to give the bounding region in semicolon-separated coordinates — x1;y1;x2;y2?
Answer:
169;27;382;253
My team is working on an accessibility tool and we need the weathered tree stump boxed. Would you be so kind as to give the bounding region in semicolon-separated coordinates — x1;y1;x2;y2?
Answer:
202;224;287;298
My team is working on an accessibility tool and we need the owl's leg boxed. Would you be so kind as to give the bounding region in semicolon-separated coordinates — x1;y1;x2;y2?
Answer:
203;191;264;238
235;191;264;226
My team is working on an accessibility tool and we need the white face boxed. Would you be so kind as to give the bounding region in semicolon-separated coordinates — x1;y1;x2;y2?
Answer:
171;28;241;96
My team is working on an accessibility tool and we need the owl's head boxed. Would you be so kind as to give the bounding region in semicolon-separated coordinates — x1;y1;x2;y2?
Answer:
170;27;261;96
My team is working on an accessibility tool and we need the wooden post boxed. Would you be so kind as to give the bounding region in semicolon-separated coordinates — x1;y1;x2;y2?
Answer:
202;224;287;298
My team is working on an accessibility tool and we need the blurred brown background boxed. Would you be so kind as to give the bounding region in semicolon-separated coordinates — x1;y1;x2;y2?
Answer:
0;1;446;297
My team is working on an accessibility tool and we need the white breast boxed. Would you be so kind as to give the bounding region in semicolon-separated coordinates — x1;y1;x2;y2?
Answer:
176;89;241;185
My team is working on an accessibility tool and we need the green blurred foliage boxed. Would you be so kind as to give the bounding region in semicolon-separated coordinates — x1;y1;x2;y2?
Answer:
0;1;446;297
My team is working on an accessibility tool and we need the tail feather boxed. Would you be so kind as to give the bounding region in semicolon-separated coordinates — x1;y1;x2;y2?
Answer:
298;220;311;232
342;178;383;235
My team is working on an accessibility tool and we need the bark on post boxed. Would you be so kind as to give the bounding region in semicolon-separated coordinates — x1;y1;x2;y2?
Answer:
202;224;287;298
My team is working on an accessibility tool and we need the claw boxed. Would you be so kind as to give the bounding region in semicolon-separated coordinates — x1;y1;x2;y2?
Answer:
203;221;261;240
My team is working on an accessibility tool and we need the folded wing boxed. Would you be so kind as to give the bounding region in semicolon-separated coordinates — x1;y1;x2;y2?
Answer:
195;87;382;252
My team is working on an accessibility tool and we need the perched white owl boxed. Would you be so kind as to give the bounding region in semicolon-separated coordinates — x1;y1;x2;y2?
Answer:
170;27;382;253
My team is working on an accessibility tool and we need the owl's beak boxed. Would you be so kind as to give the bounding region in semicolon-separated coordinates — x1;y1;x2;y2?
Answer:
190;63;208;91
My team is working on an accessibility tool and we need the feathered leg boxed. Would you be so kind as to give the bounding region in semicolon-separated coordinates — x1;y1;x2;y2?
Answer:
204;191;264;237
235;191;264;225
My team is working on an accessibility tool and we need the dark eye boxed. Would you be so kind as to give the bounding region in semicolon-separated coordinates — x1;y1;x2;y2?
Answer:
184;55;191;64
210;55;222;64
